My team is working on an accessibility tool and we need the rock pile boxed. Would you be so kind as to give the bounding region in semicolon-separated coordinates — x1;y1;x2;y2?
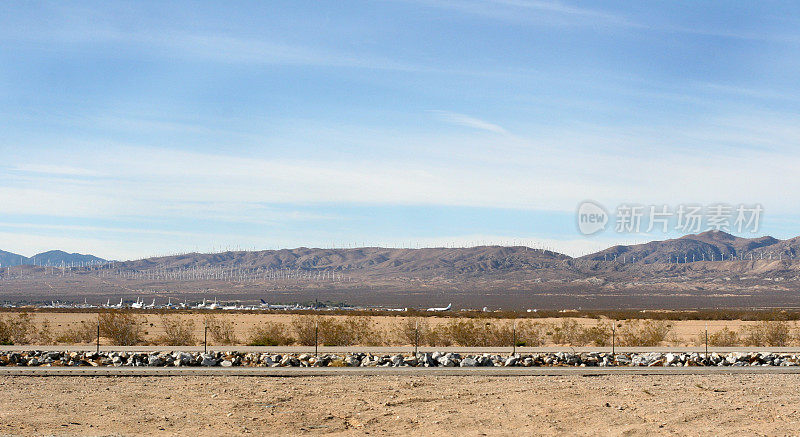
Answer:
1;351;799;368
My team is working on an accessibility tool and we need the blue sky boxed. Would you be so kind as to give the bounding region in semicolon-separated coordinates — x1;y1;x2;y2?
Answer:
2;1;800;260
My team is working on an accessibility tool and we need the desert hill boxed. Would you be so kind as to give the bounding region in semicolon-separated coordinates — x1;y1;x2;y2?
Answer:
580;231;787;264
0;249;105;267
117;246;569;279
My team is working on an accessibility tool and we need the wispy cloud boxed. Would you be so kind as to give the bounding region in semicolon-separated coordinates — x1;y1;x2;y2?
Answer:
407;0;627;25
11;164;105;178
0;23;439;74
428;110;508;134
407;0;800;43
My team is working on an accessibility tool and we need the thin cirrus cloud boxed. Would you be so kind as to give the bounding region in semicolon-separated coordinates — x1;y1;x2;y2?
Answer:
428;110;509;134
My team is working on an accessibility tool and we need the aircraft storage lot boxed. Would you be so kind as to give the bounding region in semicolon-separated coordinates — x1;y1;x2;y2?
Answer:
2;373;799;435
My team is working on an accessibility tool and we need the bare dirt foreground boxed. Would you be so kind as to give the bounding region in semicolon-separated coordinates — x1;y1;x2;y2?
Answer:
0;374;798;436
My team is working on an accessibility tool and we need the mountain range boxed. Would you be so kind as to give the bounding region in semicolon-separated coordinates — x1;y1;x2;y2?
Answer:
0;250;106;268
7;231;800;308
5;230;800;273
580;230;797;263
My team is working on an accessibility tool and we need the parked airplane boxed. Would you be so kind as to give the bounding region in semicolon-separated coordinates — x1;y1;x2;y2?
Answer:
204;298;220;310
131;297;144;309
426;303;452;312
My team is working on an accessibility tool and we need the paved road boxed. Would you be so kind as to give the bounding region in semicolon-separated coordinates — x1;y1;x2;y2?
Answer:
5;346;800;354
2;366;800;377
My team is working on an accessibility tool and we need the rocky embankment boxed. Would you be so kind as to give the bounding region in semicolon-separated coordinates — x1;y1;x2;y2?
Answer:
3;351;800;368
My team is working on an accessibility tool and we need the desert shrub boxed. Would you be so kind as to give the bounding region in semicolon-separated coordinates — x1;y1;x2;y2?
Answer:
56;320;98;344
617;320;672;347
292;316;319;346
516;321;546;347
438;319;483;346
548;320;584;345
248;322;293;346
665;332;683;347
392;317;430;346
580;322;612;346
204;315;238;345
100;311;145;345
485;322;516;347
343;316;384;346
319;318;352;346
292;316;382;346
425;322;453;347
0;313;54;345
426;319;520;347
157;315;197;346
0;313;31;344
742;321;791;347
0;319;12;345
698;326;740;347
37;320;53;344
422;319;544;347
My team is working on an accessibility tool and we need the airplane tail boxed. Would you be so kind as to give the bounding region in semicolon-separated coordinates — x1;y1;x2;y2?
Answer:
260;299;267;304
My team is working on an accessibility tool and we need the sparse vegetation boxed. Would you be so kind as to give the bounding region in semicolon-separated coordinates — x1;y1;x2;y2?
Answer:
0;313;54;345
56;320;97;344
10;311;800;347
696;326;740;347
433;319;482;346
204;315;238;345
548;320;584;345
292;316;383;346
742;321;792;347
157;315;197;346
391;317;430;346
580;322;612;347
618;320;672;347
99;312;145;345
516;321;546;347
248;322;293;346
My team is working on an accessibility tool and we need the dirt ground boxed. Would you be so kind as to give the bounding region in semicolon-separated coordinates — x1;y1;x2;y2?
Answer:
0;374;797;435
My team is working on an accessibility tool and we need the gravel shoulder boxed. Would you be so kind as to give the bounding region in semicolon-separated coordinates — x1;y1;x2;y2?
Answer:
1;374;798;436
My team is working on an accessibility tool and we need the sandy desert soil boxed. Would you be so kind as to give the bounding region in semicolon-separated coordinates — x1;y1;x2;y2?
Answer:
0;374;797;436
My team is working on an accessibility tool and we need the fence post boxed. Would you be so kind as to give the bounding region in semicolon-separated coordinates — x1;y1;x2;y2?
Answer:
204;323;208;354
705;324;708;361
314;321;319;357
611;322;615;356
512;321;516;356
414;320;419;356
96;321;100;354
